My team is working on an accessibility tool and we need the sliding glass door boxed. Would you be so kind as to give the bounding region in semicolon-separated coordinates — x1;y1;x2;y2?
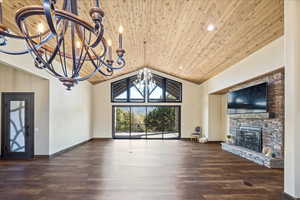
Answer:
114;107;131;138
130;107;147;139
113;106;180;139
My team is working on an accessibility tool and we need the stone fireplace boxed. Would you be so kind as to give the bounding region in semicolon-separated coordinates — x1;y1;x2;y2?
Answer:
221;69;284;168
236;127;262;153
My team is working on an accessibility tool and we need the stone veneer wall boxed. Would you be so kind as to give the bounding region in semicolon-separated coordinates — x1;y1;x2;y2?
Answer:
229;70;284;158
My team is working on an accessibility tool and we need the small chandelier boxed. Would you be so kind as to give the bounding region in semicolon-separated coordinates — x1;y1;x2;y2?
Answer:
0;0;126;90
134;68;156;90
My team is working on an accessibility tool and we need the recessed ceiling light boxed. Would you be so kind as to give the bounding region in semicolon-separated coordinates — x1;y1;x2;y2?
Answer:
207;24;215;31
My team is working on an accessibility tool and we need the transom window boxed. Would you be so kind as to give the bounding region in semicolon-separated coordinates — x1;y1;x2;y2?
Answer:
111;74;182;103
111;75;145;103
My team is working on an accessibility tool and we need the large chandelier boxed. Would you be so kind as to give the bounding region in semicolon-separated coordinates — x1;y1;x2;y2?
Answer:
0;0;125;90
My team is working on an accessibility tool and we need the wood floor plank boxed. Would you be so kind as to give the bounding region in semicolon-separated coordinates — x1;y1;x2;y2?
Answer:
0;140;283;200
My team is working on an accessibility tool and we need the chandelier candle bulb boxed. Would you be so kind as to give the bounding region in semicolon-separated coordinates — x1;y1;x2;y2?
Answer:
107;39;112;61
75;40;81;57
0;0;2;24
118;25;123;49
37;23;44;34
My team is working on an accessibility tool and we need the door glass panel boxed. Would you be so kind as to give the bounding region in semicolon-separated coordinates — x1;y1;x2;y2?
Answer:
130;107;146;138
114;107;130;138
145;106;163;138
9;101;26;152
164;107;180;138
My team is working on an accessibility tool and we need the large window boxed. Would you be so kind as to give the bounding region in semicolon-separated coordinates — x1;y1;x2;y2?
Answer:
111;75;145;102
113;106;181;139
111;74;182;103
148;74;182;102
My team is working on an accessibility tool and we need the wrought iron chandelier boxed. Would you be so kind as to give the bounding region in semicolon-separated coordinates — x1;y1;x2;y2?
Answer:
0;0;125;90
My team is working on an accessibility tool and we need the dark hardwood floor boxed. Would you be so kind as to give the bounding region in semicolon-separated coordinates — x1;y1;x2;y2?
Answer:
0;140;283;200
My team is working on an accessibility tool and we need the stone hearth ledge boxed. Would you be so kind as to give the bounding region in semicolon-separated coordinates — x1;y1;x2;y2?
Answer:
221;143;283;168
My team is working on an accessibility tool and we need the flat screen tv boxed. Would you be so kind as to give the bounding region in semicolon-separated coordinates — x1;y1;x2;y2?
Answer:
228;82;268;114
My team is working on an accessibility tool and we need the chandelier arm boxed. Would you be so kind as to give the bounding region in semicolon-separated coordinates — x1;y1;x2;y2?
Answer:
73;29;89;78
30;31;65;77
71;45;85;78
73;50;88;78
98;66;113;76
56;38;67;77
75;27;87;75
55;19;70;77
75;19;104;49
43;0;57;35
55;18;69;76
16;7;95;33
98;56;126;70
0;29;50;40
84;44;101;70
70;24;76;76
43;46;64;77
33;20;69;77
61;35;68;77
99;37;107;58
21;21;49;67
83;42;113;77
0;32;54;55
90;24;104;48
26;42;44;69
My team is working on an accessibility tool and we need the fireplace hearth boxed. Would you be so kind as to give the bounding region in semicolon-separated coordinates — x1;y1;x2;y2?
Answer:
236;127;262;152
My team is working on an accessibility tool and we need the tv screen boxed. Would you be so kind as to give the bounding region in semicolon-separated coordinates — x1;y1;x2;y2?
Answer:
228;82;268;114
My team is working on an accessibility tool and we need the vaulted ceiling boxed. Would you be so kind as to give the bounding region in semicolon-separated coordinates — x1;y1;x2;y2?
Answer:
3;0;283;84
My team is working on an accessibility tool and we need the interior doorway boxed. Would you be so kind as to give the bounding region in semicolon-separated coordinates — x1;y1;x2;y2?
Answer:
1;93;34;159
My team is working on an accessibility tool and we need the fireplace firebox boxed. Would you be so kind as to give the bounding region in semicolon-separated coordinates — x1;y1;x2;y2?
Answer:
236;127;262;152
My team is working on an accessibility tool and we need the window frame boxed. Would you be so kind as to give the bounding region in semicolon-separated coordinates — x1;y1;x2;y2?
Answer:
147;74;182;103
111;75;146;103
111;74;182;103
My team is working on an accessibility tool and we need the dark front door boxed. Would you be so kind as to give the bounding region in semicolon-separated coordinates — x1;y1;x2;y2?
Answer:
1;93;34;159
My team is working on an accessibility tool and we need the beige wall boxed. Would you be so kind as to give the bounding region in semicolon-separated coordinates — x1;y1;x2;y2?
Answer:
199;37;284;141
0;37;93;155
49;79;92;154
284;0;300;198
0;63;50;155
92;70;201;138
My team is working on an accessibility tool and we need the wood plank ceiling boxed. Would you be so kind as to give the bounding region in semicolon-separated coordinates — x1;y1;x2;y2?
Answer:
2;0;283;84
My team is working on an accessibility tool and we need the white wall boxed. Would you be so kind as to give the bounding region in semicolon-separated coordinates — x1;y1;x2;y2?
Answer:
0;64;50;155
284;0;300;198
208;95;223;140
49;79;92;154
0;36;93;155
199;37;284;141
92;70;201;139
